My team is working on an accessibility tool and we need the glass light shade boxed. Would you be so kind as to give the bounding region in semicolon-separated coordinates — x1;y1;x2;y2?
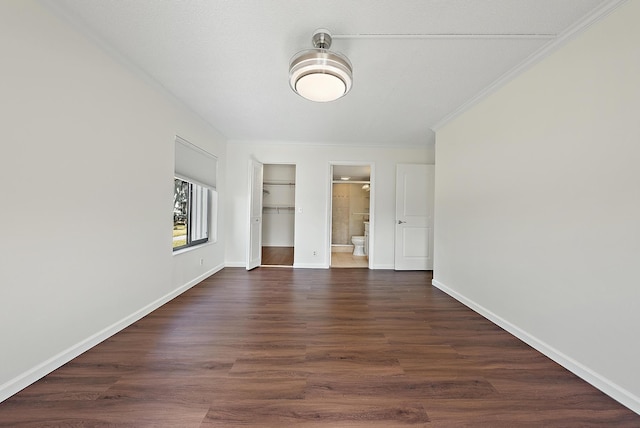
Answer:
296;73;346;103
289;48;353;102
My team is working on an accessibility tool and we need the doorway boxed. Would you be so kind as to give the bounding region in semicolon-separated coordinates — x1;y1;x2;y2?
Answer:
329;163;373;268
261;164;296;266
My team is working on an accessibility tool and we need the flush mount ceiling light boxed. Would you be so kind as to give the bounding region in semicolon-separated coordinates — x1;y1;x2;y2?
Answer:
289;29;353;102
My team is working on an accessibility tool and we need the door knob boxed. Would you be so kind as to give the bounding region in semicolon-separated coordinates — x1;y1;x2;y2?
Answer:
397;220;406;224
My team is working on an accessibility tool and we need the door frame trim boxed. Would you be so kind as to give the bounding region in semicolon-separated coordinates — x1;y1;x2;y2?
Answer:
246;159;263;270
327;161;375;269
261;163;297;267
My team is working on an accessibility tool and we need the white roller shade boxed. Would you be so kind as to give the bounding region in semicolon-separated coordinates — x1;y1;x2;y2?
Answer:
174;136;217;188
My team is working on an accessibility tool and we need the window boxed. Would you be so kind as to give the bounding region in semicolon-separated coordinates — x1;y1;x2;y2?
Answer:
173;177;209;250
173;136;218;251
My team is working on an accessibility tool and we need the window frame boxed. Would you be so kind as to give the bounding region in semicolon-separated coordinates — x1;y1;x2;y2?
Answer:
173;175;211;251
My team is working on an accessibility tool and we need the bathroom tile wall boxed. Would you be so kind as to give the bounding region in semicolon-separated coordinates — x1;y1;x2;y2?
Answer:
332;183;369;245
332;184;350;244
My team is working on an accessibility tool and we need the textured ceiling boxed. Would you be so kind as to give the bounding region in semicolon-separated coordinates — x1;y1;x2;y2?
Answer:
43;0;616;147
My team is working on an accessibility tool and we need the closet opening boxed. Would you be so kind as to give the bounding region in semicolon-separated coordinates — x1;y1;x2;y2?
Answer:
261;164;296;267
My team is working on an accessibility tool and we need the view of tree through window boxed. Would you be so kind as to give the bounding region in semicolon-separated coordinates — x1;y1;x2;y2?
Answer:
173;177;209;250
173;178;189;248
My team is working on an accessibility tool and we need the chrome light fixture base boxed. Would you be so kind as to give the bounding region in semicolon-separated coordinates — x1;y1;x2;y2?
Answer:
289;29;353;102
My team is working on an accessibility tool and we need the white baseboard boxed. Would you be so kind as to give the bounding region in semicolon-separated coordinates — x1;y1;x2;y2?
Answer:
0;263;224;403
372;264;394;270
224;261;246;268
293;263;329;269
431;279;640;415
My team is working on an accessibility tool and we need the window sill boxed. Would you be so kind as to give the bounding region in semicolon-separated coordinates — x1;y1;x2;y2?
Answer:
172;240;215;256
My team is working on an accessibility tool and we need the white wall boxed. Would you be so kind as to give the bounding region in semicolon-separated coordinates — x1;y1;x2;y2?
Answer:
226;143;434;268
0;1;226;401
434;1;640;413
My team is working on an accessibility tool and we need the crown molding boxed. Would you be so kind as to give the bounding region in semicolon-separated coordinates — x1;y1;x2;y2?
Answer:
431;0;629;132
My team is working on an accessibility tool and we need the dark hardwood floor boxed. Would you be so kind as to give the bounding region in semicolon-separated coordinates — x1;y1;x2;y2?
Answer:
261;246;294;266
1;268;638;427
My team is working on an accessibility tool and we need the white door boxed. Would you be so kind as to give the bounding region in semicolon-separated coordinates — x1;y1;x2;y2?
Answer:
247;159;264;270
395;164;434;270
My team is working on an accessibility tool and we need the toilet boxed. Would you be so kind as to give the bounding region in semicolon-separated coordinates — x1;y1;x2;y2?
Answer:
351;236;365;256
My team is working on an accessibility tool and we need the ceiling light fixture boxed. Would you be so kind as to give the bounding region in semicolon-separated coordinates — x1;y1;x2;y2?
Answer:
289;29;353;102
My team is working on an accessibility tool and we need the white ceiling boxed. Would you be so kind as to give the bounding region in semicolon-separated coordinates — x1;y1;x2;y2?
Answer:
43;0;615;147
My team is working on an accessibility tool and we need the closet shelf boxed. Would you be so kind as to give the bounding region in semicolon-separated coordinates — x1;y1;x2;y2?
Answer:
263;205;295;214
264;181;295;186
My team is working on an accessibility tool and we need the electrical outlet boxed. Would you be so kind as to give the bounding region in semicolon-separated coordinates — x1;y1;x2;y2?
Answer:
313;250;317;256
199;258;204;265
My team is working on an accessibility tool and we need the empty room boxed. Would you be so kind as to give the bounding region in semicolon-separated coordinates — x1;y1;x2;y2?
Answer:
1;0;639;426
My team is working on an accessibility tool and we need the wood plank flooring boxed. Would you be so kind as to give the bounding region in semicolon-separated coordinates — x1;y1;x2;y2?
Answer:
1;268;638;427
261;246;294;266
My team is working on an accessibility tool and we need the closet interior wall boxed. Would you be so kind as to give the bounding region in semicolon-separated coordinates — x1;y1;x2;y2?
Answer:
262;164;296;248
